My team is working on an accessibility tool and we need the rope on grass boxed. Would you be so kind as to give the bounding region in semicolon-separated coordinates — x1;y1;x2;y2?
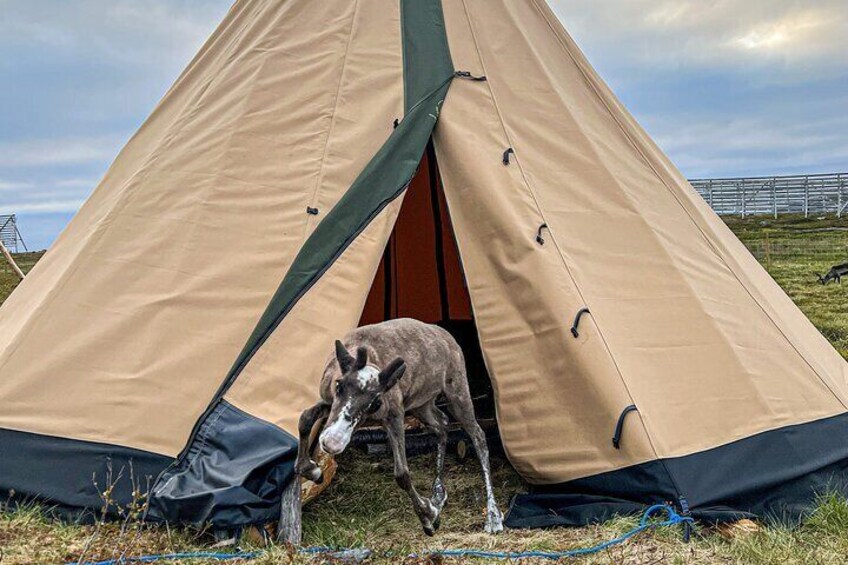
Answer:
69;504;693;564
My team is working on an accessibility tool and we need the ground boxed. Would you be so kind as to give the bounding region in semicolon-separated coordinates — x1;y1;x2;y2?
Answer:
2;214;848;564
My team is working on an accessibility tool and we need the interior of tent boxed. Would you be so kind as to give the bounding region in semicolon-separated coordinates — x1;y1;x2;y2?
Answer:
359;139;497;426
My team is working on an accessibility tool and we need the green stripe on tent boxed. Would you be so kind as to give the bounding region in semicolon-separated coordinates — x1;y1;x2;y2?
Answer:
216;0;455;400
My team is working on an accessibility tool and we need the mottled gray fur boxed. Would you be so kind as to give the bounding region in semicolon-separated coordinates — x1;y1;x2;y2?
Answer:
294;318;503;535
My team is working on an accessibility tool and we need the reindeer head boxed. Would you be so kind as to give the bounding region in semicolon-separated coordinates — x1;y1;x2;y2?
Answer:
318;341;406;455
816;272;828;285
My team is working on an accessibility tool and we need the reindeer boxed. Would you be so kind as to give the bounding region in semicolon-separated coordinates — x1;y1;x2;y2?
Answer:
816;262;848;285
294;318;503;536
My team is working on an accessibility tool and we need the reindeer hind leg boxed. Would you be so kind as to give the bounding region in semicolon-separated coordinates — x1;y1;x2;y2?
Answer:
443;373;503;534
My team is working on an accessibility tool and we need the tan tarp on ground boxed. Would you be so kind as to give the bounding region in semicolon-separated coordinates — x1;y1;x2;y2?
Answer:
1;0;847;490
0;0;403;458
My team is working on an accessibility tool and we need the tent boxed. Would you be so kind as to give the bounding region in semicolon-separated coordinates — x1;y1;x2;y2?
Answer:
2;0;848;530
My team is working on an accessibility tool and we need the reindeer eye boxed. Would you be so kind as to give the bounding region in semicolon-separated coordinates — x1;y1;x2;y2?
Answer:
335;381;343;395
365;396;382;415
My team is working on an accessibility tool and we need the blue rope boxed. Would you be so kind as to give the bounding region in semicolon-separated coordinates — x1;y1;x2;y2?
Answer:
72;552;263;564
69;504;693;564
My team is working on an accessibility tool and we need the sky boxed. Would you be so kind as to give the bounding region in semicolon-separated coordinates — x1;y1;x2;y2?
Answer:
1;1;846;250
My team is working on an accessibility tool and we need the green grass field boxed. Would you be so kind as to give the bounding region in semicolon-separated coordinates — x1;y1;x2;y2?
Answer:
2;215;848;564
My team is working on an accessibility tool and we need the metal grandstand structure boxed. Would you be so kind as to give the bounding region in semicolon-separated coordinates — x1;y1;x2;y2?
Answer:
0;215;27;253
690;172;848;218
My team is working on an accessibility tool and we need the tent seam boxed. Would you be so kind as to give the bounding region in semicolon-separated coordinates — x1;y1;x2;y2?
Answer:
458;0;663;464
302;0;360;241
528;0;848;412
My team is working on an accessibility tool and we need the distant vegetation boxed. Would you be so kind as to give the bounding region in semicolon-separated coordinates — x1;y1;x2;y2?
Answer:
0;251;43;307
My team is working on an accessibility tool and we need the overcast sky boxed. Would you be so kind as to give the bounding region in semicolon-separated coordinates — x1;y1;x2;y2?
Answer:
1;1;847;250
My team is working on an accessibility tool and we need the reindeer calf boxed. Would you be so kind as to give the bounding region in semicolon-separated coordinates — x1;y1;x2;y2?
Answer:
294;318;503;535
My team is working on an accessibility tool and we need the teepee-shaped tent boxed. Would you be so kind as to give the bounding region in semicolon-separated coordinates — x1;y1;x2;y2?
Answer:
2;0;848;530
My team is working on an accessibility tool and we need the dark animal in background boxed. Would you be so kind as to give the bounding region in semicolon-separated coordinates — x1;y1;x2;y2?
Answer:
294;318;503;536
816;262;848;285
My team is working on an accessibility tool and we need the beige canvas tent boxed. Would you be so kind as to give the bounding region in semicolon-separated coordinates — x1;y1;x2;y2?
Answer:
2;0;848;529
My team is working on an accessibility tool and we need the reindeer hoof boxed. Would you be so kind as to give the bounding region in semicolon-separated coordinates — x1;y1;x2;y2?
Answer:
484;506;504;534
297;461;324;484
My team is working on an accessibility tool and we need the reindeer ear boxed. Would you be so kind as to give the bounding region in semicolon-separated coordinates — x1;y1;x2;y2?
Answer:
378;358;406;392
335;340;354;372
354;347;368;371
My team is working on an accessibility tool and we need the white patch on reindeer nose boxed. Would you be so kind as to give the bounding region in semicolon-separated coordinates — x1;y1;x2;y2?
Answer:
319;402;356;455
356;366;379;390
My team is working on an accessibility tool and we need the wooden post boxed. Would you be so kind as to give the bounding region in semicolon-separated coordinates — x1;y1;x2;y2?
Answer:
277;477;302;545
0;240;24;280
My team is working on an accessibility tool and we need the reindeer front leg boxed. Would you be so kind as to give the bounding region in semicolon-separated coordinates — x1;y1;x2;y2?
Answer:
412;404;449;517
295;401;329;484
384;410;439;536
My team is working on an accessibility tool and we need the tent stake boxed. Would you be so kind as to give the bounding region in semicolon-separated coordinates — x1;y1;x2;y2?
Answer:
0;240;24;280
277;477;302;545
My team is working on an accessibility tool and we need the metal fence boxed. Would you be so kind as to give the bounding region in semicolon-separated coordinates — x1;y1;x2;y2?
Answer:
689;173;848;218
0;215;27;252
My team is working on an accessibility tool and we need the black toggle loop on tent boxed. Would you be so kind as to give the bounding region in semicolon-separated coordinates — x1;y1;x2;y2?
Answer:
454;70;487;81
502;147;514;165
571;307;591;338
612;404;638;449
535;223;548;245
306;207;319;215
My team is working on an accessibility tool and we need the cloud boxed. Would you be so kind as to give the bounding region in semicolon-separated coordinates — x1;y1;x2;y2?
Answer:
550;0;848;77
0;137;121;168
0;0;226;69
0;180;33;192
1;199;86;214
547;0;848;180
649;113;848;177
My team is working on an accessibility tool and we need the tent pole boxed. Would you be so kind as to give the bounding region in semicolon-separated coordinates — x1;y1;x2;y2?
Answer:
277;477;302;545
0;240;24;280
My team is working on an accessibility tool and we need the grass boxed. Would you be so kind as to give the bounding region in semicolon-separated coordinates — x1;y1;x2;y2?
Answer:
0;251;42;307
726;215;848;357
2;214;848;564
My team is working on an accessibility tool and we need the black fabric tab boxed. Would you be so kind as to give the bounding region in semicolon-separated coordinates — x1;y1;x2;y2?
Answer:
454;70;487;81
535;223;548;245
570;307;591;338
505;411;848;528
0;427;170;522
148;401;297;527
612;405;638;449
